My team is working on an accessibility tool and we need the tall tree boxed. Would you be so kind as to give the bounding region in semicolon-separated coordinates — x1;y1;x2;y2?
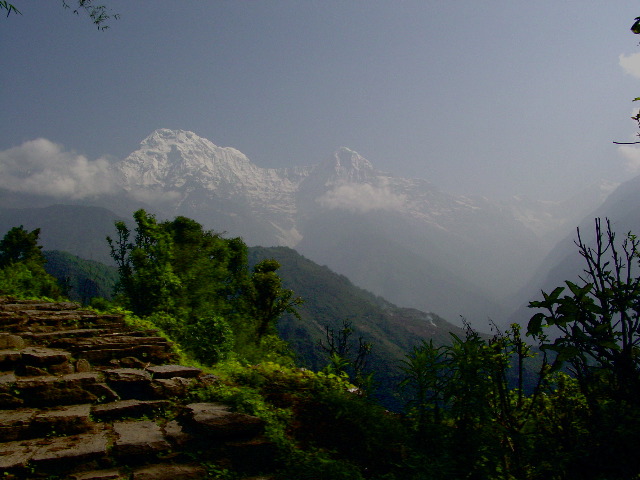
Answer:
0;226;45;268
0;226;61;298
250;258;303;340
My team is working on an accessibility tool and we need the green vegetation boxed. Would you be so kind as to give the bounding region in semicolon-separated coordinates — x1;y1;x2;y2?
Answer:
43;250;118;303
2;214;640;479
0;226;61;298
107;209;301;364
248;245;466;409
527;218;640;478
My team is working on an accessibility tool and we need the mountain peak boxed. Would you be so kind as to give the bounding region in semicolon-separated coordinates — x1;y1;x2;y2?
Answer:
330;147;374;171
141;128;202;147
313;147;376;185
115;129;257;194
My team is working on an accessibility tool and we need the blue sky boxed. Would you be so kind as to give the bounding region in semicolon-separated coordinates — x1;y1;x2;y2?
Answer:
2;1;640;201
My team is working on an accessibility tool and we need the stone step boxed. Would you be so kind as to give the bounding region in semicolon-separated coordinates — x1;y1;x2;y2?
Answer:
42;334;176;367
0;333;25;350
19;346;72;366
130;463;208;479
101;368;213;401
22;328;112;342
102;368;156;400
69;468;124;480
77;344;176;366
104;329;161;337
1;372;106;408
178;403;265;440
0;347;75;376
91;399;170;421
0;314;27;330
111;420;172;464
0;404;93;442
146;365;202;380
91;317;127;327
11;310;83;327
52;335;171;348
0;299;279;479
0;301;80;312
0;425;110;475
68;464;210;480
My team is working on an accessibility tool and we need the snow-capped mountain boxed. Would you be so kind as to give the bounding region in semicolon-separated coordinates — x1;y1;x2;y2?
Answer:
0;128;614;326
106;129;562;324
114;129;562;252
115;129;307;245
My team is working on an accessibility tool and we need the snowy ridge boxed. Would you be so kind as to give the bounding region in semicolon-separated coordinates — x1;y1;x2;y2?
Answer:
116;130;304;241
124;132;468;220
113;129;585;247
108;128;612;319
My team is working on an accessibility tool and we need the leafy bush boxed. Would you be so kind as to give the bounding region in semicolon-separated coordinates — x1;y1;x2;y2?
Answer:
0;262;62;298
181;314;234;364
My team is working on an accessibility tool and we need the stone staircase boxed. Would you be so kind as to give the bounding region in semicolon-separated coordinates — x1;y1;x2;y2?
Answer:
0;298;276;479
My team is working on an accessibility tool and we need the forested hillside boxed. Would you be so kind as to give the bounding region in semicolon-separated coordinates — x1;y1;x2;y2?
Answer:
42;239;466;409
43;250;118;303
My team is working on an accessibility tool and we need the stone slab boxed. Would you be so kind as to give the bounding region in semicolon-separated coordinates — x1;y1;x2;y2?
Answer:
0;408;35;441
14;373;100;406
163;420;193;447
30;429;110;467
33;403;92;436
181;403;264;439
104;368;152;382
112;420;170;459
91;399;169;420
0;372;16;384
0;350;21;366
151;377;191;398
131;463;208;479
0;438;39;470
85;382;120;403
146;365;201;379
69;469;124;480
0;333;24;350
21;346;72;366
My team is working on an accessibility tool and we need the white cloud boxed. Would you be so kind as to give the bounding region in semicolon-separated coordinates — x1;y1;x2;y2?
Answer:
317;183;406;213
0;139;118;199
617;144;640;173
619;53;640;79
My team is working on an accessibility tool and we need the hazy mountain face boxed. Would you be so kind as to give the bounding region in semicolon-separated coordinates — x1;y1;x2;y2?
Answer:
0;129;610;325
506;173;640;329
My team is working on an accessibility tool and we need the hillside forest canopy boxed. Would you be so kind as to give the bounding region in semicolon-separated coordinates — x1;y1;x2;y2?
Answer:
1;211;640;479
